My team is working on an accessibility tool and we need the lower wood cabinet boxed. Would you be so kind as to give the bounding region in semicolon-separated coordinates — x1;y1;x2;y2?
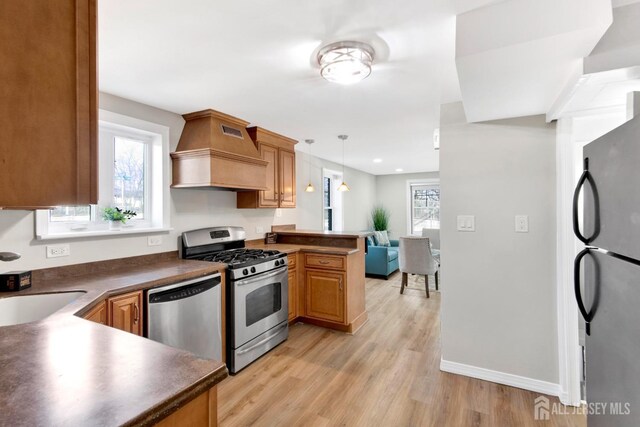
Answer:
156;386;218;427
107;290;143;336
83;301;107;325
305;269;346;324
288;268;297;322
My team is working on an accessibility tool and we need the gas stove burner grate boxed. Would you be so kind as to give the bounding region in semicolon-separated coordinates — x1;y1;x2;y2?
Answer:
201;248;281;265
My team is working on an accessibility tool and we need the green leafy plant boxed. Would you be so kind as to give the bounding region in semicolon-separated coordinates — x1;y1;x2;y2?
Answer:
371;205;390;231
102;207;137;224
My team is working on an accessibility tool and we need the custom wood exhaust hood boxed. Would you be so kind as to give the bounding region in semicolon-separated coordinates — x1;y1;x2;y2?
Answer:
170;109;268;190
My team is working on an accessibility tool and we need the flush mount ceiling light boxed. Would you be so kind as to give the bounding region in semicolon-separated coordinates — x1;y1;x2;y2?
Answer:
373;158;382;163
337;135;350;192
318;41;375;85
304;139;315;192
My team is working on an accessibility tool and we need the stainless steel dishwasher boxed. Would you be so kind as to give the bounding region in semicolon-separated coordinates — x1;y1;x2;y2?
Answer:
146;273;222;361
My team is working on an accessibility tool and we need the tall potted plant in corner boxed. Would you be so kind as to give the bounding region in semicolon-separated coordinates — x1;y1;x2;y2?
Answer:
371;205;391;246
102;207;137;231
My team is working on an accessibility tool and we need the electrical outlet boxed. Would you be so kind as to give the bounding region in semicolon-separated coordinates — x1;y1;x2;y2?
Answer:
255;226;264;234
147;236;163;246
46;244;70;258
515;215;529;233
275;208;282;218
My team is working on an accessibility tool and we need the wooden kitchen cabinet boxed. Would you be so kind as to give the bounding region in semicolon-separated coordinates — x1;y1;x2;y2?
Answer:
83;301;107;325
107;291;143;336
237;127;297;209
0;0;98;208
288;254;297;321
305;269;346;324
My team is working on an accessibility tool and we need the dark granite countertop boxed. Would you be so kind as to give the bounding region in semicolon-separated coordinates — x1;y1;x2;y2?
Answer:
275;229;373;238
0;256;228;427
247;242;360;255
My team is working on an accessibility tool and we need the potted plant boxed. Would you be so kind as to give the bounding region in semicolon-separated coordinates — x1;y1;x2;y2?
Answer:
371;205;390;231
102;207;137;231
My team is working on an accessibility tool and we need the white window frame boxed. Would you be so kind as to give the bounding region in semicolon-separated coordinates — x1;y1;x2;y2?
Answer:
35;110;171;240
406;178;440;236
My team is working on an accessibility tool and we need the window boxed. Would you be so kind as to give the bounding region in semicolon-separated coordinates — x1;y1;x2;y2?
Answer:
322;169;344;232
323;176;333;231
408;181;440;235
36;110;170;239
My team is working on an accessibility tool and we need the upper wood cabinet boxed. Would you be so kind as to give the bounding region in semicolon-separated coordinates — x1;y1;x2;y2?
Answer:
107;291;143;336
237;127;297;209
0;0;98;208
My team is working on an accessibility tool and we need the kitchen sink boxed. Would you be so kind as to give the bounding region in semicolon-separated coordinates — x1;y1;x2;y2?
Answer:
0;292;85;327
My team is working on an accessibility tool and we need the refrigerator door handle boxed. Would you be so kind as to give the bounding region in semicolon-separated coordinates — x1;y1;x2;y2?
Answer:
574;247;595;336
572;157;600;245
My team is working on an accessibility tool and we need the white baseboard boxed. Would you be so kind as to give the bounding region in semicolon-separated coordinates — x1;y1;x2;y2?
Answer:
440;359;561;397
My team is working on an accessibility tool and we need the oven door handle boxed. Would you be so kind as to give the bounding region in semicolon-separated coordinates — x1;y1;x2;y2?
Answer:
237;323;288;355
235;266;287;286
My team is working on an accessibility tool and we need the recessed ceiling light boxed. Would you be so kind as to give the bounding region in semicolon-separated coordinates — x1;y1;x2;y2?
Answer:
317;41;375;85
373;158;382;163
395;168;404;172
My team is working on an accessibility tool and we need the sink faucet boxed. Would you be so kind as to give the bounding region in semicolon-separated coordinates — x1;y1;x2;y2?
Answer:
0;252;21;262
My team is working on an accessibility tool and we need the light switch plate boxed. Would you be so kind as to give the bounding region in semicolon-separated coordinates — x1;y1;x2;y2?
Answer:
515;215;529;233
457;215;475;232
255;226;264;234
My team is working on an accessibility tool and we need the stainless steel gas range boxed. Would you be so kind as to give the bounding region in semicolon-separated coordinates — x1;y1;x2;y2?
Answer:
181;226;289;373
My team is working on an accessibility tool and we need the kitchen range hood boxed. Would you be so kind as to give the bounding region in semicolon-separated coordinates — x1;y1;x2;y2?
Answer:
171;109;268;190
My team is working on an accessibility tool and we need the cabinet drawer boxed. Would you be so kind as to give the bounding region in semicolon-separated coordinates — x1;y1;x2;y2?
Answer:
288;254;297;270
305;254;345;271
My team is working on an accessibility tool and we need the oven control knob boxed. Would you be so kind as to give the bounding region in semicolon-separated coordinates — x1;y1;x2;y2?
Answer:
278;259;284;266
250;267;256;273
242;269;248;275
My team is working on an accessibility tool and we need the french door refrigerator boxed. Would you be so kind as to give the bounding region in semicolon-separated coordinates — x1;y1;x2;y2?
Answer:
573;114;640;427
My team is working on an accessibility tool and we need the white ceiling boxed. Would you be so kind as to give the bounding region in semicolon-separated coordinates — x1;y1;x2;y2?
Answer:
98;0;463;176
454;0;612;122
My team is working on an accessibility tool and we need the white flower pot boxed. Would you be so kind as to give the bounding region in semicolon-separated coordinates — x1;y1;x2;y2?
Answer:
109;220;122;231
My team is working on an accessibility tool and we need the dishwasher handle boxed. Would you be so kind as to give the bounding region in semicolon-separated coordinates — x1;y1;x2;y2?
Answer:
148;273;221;304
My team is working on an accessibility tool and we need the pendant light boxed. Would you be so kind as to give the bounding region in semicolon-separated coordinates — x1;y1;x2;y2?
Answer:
337;135;350;192
304;139;315;192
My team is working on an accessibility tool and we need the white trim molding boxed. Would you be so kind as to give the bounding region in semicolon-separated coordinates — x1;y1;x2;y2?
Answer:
440;359;561;397
555;117;582;407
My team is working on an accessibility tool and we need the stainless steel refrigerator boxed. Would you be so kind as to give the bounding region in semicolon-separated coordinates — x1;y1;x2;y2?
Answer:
573;114;640;427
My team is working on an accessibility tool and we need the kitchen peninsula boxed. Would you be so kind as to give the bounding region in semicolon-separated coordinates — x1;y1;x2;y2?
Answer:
0;254;228;427
248;229;370;334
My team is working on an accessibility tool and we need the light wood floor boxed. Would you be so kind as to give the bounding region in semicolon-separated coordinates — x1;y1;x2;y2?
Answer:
218;272;586;427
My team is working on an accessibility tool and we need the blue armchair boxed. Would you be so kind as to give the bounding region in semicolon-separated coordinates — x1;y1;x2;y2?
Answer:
365;239;400;279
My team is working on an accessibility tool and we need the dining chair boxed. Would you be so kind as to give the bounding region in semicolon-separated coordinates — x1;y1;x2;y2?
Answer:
398;236;439;298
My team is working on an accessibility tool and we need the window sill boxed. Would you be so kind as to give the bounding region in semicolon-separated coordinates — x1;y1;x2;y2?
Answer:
36;227;173;241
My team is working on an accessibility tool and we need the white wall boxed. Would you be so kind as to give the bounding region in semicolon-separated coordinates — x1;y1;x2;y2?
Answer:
0;93;376;273
375;172;440;239
439;102;559;387
584;2;640;74
296;151;377;232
